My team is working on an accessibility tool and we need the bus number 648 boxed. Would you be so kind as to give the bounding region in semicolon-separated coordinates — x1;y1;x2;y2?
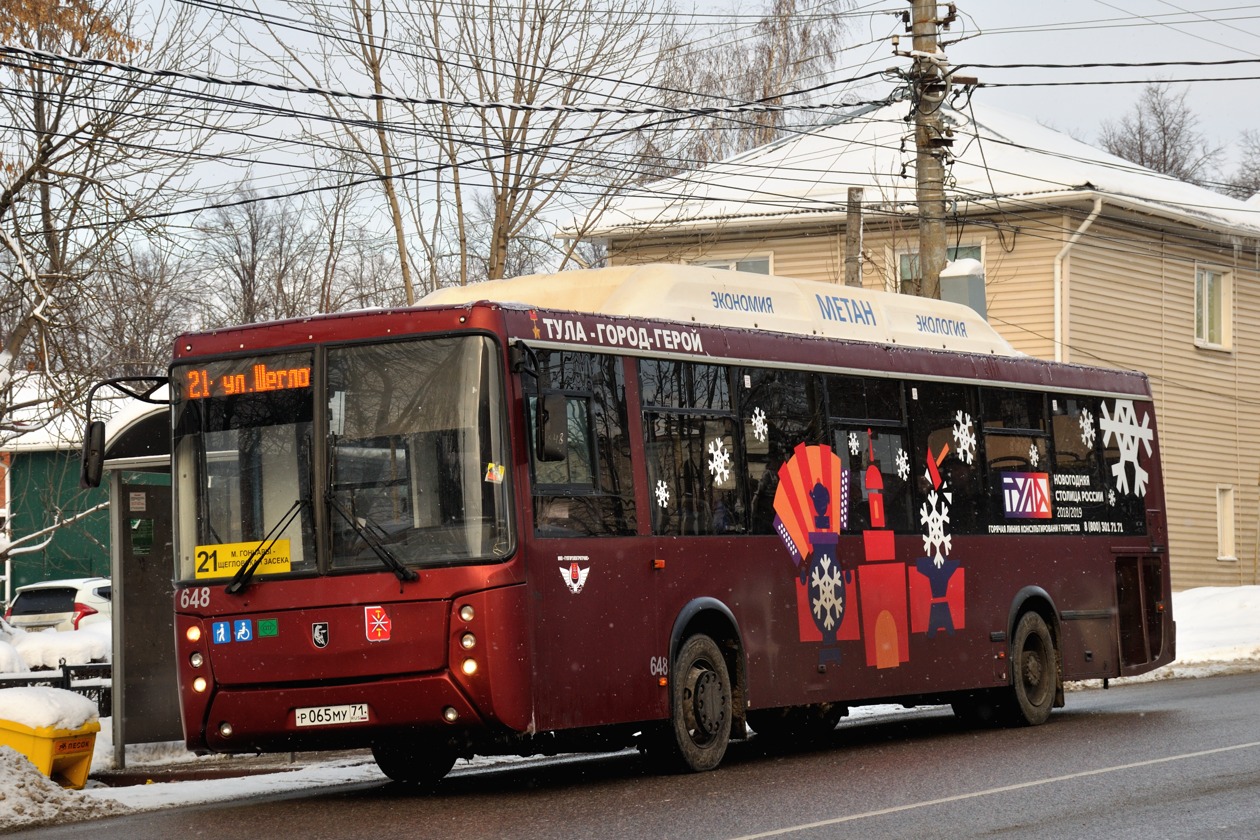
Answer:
649;656;669;677
179;587;211;609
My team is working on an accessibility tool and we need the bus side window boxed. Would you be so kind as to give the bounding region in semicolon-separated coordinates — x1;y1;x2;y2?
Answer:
832;425;912;533
642;359;744;536
529;350;636;536
908;382;984;534
981;388;1051;520
530;395;595;487
739;368;824;535
1050;395;1111;526
825;374;911;533
1051;396;1099;471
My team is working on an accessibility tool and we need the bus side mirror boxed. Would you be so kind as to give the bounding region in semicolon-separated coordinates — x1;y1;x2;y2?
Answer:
80;420;106;488
537;393;567;462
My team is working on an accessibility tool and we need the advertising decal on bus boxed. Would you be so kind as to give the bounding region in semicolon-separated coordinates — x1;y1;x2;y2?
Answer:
741;393;1155;671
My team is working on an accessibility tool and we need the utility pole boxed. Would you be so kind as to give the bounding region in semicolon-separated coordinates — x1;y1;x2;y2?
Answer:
844;187;863;287
906;0;954;299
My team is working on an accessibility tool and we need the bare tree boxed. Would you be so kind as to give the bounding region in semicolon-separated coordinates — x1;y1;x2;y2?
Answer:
200;181;405;325
651;0;855;174
0;0;235;440
240;0;682;290
1223;129;1260;201
79;243;198;376
1098;82;1222;186
202;190;321;324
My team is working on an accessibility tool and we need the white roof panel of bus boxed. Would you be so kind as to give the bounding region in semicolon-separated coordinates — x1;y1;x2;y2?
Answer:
419;264;1020;356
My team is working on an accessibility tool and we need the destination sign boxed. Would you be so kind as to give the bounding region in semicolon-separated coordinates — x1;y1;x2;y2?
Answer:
194;539;292;579
182;361;312;400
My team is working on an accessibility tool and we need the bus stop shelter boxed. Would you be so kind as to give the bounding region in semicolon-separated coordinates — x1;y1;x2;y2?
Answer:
100;395;178;767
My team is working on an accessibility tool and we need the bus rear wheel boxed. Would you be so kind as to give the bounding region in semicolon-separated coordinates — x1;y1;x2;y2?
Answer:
1004;611;1057;726
372;736;457;786
657;634;732;772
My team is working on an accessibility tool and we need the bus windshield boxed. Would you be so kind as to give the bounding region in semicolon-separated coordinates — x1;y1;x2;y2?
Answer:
172;336;512;583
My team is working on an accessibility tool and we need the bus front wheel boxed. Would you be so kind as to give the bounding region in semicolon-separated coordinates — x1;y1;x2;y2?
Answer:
372;736;456;786
658;634;732;772
1005;611;1057;726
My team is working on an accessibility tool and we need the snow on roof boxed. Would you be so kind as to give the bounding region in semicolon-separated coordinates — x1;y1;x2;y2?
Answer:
1;373;83;453
575;101;1260;239
3;381;168;455
420;263;1018;355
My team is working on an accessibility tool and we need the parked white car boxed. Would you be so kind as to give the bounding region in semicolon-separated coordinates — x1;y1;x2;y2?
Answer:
3;577;112;632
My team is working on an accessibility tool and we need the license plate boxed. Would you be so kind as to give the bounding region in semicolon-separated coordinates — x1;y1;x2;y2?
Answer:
294;703;370;727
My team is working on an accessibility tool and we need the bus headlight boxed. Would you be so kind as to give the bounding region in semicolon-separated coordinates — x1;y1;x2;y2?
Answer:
190;652;204;668
460;633;476;650
186;626;202;643
193;676;208;693
461;658;478;676
459;604;475;622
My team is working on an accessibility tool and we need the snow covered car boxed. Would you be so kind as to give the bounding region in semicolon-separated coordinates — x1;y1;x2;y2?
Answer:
3;577;112;632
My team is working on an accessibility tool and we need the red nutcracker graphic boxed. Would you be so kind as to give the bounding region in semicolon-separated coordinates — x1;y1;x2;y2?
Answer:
857;433;909;669
771;442;852;661
770;427;967;670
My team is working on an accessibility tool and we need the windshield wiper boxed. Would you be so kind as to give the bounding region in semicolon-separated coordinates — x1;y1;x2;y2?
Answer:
225;498;308;595
329;496;419;584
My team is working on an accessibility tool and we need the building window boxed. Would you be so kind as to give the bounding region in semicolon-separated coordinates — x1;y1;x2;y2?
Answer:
1216;485;1236;562
896;245;981;295
696;256;771;274
1195;267;1230;349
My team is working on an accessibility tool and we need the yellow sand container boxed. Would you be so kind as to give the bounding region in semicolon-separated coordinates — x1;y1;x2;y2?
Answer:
0;717;100;789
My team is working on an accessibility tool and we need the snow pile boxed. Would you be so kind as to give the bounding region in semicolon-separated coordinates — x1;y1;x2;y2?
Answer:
0;747;130;831
89;718;216;774
7;625;111;671
0;687;99;731
0;641;27;674
1172;586;1260;663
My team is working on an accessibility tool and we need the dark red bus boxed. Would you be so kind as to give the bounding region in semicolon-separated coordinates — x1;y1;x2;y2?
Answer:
135;264;1173;782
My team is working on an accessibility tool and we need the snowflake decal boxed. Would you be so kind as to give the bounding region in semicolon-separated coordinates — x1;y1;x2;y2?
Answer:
654;480;670;509
952;411;977;465
707;438;732;486
750;407;768;443
1099;399;1154;496
810;556;845;632
1108;488;1117;507
1079;407;1096;449
895;448;910;481
848;431;861;456
920;489;952;567
1028;443;1040;469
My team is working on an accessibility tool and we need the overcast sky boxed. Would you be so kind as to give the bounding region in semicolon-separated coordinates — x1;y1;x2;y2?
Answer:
930;0;1258;171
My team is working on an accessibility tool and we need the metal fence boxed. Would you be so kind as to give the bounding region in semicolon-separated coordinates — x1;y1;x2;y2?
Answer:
0;658;112;717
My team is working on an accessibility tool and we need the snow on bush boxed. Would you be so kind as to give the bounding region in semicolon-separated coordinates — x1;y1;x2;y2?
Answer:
8;626;110;670
0;641;27;675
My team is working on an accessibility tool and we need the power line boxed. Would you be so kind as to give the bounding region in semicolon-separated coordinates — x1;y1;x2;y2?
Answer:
0;43;890;117
957;57;1260;70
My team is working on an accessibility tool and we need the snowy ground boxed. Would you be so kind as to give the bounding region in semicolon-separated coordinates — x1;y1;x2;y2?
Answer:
2;586;1259;832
